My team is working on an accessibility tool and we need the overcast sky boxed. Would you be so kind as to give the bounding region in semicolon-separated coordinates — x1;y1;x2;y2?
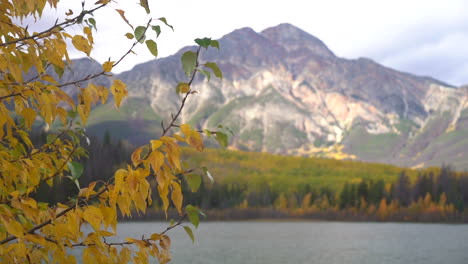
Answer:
36;0;467;86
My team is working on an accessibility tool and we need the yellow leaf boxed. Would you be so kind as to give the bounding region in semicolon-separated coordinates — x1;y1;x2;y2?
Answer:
110;79;127;108
119;247;132;263
186;131;204;151
72;35;92;56
21;197;37;209
54;89;75;106
170;181;183;214
57;107;67;125
132;190;147;213
84;182;97;199
83;206;103;231
21;107;36;129
84;26;93;44
158;184;170;214
102;61;114;72
180;124;191;135
87;84;100;104
114;169;127;193
24;234;47;247
125;237;138;243
96;230;114;237
97;85;109;104
115;9;133;29
148;150;164;172
150;233;162;241
176;82;190;93
117;195;131;217
173;134;185;142
41;74;59;84
62;32;73;38
180;124;204;151
131;146;145;167
79;87;92;111
150;140;163;151
9;190;20;198
100;206;117;231
159;235;171;250
77;104;89;125
0;216;24;238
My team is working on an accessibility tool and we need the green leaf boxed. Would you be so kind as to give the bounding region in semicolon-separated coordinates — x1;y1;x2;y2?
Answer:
215;131;228;148
139;0;150;14
203;129;212;137
134;26;146;43
186;174;201;192
46;134;56;145
184;226;195;243
67;161;84;180
151;25;161;37
67;177;81;190
53;64;64;78
185;205;200;228
88;18;97;30
210;40;220;50
181;51;197;76
197;68;211;81
201;167;214;184
158;17;174;31
145;40;158;57
195;37;211;49
125;33;134;39
205;62;222;79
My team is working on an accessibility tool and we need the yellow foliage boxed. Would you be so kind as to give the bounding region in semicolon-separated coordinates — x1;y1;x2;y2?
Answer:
0;0;222;263
110;79;128;108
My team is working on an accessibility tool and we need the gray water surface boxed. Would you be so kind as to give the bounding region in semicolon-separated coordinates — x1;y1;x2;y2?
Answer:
116;221;468;264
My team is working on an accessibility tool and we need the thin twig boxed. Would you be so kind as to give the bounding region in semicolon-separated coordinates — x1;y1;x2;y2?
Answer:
161;46;202;136
56;18;152;88
69;213;187;248
0;4;108;47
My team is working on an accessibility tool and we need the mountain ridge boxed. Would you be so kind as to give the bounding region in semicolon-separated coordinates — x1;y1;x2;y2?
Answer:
73;23;468;170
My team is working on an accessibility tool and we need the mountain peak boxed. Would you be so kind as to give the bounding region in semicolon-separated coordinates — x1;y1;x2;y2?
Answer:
261;23;335;58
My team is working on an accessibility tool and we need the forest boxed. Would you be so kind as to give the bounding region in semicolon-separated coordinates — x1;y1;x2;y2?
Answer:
34;130;468;223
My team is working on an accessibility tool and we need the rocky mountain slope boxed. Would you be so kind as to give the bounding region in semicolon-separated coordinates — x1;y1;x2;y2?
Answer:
78;23;468;170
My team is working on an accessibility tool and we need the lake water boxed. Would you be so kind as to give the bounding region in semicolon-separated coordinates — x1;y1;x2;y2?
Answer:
113;221;468;264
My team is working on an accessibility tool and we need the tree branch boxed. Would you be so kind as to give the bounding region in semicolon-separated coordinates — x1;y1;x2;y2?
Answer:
69;213;187;248
56;18;153;88
0;4;108;48
161;46;202;136
0;186;108;245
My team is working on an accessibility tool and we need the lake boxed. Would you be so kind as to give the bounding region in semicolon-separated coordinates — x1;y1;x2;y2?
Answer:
112;221;468;264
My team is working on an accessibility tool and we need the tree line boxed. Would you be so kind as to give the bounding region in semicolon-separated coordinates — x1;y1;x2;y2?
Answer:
35;131;468;222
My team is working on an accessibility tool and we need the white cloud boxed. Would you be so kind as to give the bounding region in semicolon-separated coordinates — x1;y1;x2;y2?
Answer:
30;0;468;85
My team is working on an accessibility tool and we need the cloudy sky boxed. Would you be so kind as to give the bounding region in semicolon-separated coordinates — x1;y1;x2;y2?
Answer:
37;0;467;86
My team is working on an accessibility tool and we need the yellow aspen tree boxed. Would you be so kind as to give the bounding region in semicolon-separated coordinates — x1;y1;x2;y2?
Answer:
377;198;388;220
439;192;447;207
275;193;288;210
0;1;224;263
423;193;433;208
301;193;312;210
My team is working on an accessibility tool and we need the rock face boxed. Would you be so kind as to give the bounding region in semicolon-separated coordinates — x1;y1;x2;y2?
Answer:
88;23;468;170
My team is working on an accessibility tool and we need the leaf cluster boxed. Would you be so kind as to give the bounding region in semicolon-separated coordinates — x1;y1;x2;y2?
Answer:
0;1;224;263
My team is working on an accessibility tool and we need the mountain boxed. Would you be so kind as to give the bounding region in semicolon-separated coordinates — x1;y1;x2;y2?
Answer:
75;23;468;170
